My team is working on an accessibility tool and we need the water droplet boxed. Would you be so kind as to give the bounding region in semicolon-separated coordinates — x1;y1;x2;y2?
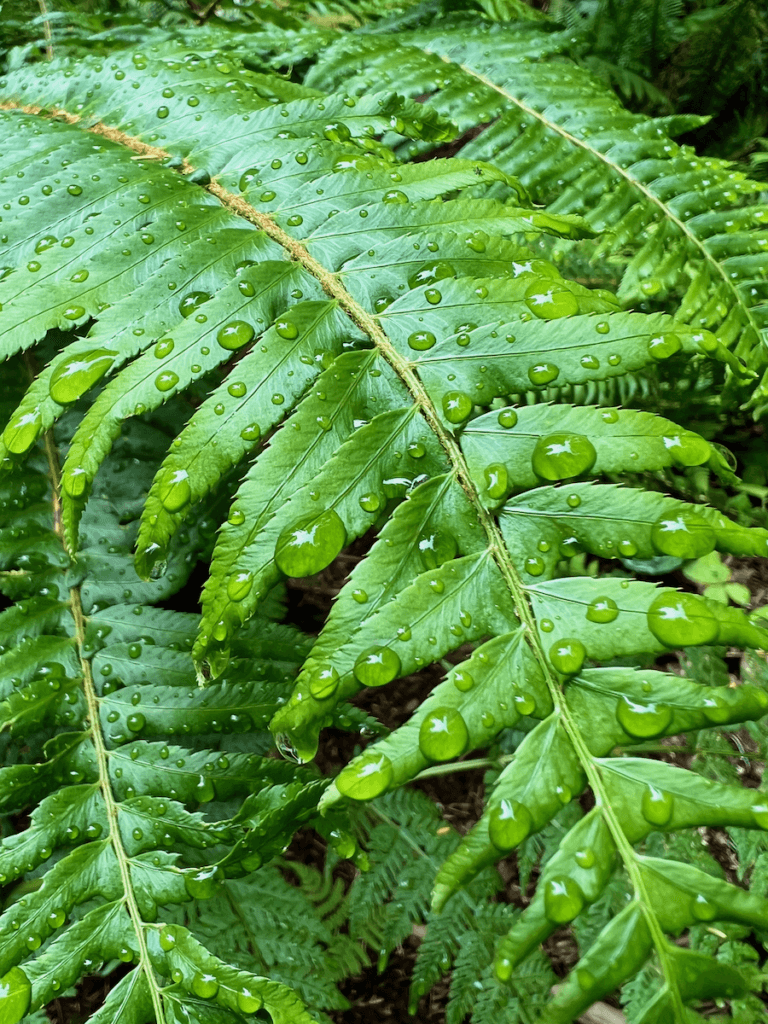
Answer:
532;433;596;481
548;638;586;675
524;283;579;319
488;799;532;850
352;588;368;603
616;698;672;738
217;321;254;351
586;596;619;623
524;556;545;576
156;105;169;118
126;713;145;732
49;350;116;404
159;929;176;952
424;288;442;305
274;509;346;577
666;431;711;467
641;785;674;826
240;423;261;442
323;121;351;143
227;570;253;602
618;539;637;557
648;333;682;361
67;184;83;197
408;261;456;289
155;371;179;392
35;235;58;253
574;847;595;869
228;508;245;526
690;894;718;921
159;469;191;513
484;463;508;501
179;291;210;318
580;354;600;370
544;876;585;923
453;668;474;692
192;973;219;999
498;409;518;429
647;591;718;646
566;493;581;508
408;330;436;351
342;644;398;692
418;529;457;569
47;908;65;929
336;752;393;800
154;338;175;359
382;189;408;204
237;989;263;1014
528;363;560;386
442;391;472;424
650;513;715;559
418;707;469;761
595;321;610;335
275;318;299;340
308;665;339;700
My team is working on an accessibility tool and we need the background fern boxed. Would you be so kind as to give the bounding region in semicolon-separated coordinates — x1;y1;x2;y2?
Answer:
2;2;768;1023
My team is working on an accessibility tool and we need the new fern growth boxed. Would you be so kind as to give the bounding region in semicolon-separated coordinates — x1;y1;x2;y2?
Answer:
1;3;768;1022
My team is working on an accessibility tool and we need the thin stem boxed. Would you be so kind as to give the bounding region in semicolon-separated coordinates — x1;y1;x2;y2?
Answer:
414;755;515;780
37;0;54;61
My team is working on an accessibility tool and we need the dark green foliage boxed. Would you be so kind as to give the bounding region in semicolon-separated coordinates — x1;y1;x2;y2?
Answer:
1;2;768;1022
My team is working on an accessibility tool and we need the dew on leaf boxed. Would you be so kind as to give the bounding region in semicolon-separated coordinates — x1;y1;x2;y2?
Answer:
159;469;191;513
217;321;254;351
49;350;116;404
641;785;674;826
237;989;263;1014
424;288;442;305
308;665;339;700
650;513;715;559
548;638;586;675
666;431;711;467
544;877;585;923
192;973;219;999
616;698;672;738
336;752;393;800
382;189;408;204
155;371;179;392
690;894;718;921
488;799;532;851
275;318;299;340
417;529;457;569
353;646;400;687
648;333;682;360
586;596;619;623
184;865;223;899
407;330;436;351
528;363;560;386
531;433;596;481
498;409;518;429
178;291;210;318
524;283;579;319
453;668;474;692
274;509;346;577
647;591;718;646
442;390;472;424
418;707;469;761
484;463;508;500
574;847;595;869
227;571;253;602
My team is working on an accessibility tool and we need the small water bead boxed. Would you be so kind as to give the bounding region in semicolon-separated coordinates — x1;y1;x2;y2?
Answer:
48;908;66;929
648;332;682;361
498;409;518;429
228;381;247;399
544;877;585;924
227;571;253;602
442;391;473;424
418;529;457;569
408;330;436;351
63;305;84;319
155;371;179;392
528;363;560;387
580;354;600;370
513;691;536;715
481;711;495;729
336;752;393;800
548;638;586;675
359;492;381;513
524;555;545;576
424;288;442;305
595;321;610;335
524;283;579;319
647;591;718;646
159;469;191;512
49;350;116;404
607;353;621;366
217;321;254;351
237;989;263;1014
286;214;303;227
456;333;471;347
641;785;674;826
397;626;411;642
650;512;715;559
353;646;401;687
419;707;469;761
272;394;285;406
352;589;368;603
429;577;445;594
35;235;58;253
752;803;768;829
690;894;718;921
601;409;619;424
616;697;672;738
238;281;255;297
618;539;638;557
67;184;83;197
308;665;339;700
191;973;219;1000
126;713;145;733
373;296;392;313
407;261;455;289
484;463;508;501
488;800;532;850
228;508;245;526
407;442;426;459
586;596;619;623
453;669;474;692
178;291;210;318
382;189;408;204
574;847;595;869
275;509;346;578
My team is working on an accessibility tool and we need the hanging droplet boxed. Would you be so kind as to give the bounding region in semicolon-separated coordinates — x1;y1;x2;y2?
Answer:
418;707;469;761
353;646;401;687
666;431;711;467
274;509;346;577
336;752;393;800
49;350;116;404
532;433;596;481
227;570;253;602
548;638;586;675
488;799;532;850
647;591;718;646
237;988;263;1014
159;469;191;513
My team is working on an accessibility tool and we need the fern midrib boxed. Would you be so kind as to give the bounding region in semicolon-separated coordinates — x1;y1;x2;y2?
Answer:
15;106;685;1014
39;406;166;1022
438;57;761;353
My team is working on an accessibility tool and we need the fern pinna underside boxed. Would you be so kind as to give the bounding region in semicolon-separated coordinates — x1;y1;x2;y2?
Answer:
0;27;767;1024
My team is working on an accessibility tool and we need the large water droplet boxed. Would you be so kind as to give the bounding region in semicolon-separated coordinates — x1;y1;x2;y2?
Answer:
49;350;116;404
408;330;436;351
488;799;532;850
353;646;401;687
543;876;585;923
531;433;596;481
647;592;718;646
178;291;210;318
484;463;508;501
217;320;255;351
418;706;469;761
548;638;586;675
616;698;672;738
641;785;673;826
336;752;393;800
227;570;253;602
442;390;473;424
237;988;263;1014
527;362;560;387
159;469;191;513
666;431;711;467
417;529;457;569
650;513;715;559
586;596;619;623
184;864;224;900
191;973;219;999
308;665;339;700
0;967;31;1024
524;283;579;319
648;333;682;361
274;509;346;577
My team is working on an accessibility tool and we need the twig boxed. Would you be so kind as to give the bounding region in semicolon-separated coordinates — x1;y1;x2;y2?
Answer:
37;0;54;61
